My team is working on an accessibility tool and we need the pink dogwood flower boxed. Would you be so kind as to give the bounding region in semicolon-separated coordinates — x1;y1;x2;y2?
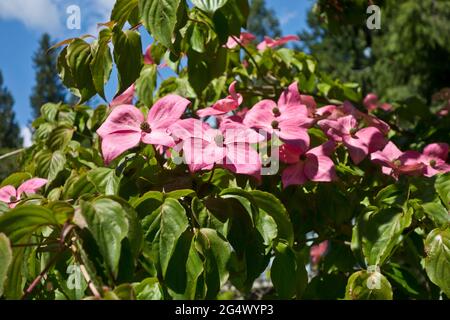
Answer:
310;240;329;265
244;82;314;152
419;143;450;177
0;178;48;208
110;84;135;108
363;93;392;112
170;118;264;175
370;141;424;178
197;81;243;118
257;35;300;51
319;115;387;164
225;32;256;49
281;141;337;188
97;95;191;164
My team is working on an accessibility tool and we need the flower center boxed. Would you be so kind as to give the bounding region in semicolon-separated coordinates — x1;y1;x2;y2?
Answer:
393;159;402;167
349;128;358;136
430;159;437;168
9;196;17;203
299;154;307;161
214;134;224;147
272;107;281;117
271;120;279;129
140;122;152;133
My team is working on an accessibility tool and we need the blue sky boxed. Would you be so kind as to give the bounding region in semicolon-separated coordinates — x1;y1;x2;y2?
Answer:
0;0;313;137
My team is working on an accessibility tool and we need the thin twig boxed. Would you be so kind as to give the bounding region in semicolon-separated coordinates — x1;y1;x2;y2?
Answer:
0;148;25;160
70;243;101;299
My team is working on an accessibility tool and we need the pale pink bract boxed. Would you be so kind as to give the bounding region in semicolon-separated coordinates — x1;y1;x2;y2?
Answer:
97;95;191;164
0;178;48;208
257;35;300;51
197;81;243;118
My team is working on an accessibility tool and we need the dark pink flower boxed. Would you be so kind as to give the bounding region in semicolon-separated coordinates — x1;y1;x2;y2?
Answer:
110;84;135;108
419;143;450;177
97;95;191;164
244;82;313;152
370;141;424;178
363;93;392;112
281;141;337;188
257;35;300;51
197;81;243;118
310;240;329;265
225;32;256;49
319;115;387;164
0;178;48;208
170;118;264;175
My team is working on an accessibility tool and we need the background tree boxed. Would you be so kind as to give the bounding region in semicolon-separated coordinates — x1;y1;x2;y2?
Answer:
30;33;67;119
299;0;450;102
247;0;282;41
0;70;23;180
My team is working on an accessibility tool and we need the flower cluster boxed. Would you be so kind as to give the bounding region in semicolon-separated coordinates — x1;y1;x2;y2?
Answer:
97;79;450;188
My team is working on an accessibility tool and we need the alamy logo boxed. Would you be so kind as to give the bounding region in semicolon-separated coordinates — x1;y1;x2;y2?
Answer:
67;5;81;30
366;265;382;290
367;5;381;30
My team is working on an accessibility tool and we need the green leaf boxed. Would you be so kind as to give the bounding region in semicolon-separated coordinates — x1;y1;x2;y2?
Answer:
139;0;186;50
345;270;393;300
40;102;60;122
0;205;58;243
134;277;163;300
436;172;450;210
80;198;129;277
424;228;450;297
0;233;12;297
47;126;74;151
197;228;232;297
111;0;139;28
249;190;294;246
352;208;412;266
135;64;157;107
63;39;97;103
1;172;32;188
90;29;113;100
159;198;189;277
422;201;450;227
192;0;228;13
190;24;206;53
35;149;66;182
87;167;121;196
271;242;296;299
112;29;143;93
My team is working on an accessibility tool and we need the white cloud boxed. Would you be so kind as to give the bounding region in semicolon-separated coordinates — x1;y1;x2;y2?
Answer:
20;127;32;148
0;0;62;34
280;12;298;26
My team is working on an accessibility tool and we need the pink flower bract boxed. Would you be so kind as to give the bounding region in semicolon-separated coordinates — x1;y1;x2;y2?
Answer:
244;82;313;152
197;81;243;118
97;95;191;164
0;178;48;208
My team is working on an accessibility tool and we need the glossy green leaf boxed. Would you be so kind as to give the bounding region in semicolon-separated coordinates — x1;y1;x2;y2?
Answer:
47;126;74;151
35;149;66;182
139;0;186;50
135;64;157;107
87;167;121;196
90;29;113;100
159;198;189;277
435;172;450;210
345;270;393;300
249;190;294;246
192;0;228;13
424;228;450;297
112;29;143;93
111;0;139;28
271;242;296;299
1;172;32;188
0;233;12;297
0;205;58;243
80;198;129;277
